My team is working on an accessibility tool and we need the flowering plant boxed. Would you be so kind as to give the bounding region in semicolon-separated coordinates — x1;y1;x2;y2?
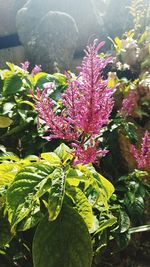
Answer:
131;130;150;169
0;35;149;267
34;40;114;164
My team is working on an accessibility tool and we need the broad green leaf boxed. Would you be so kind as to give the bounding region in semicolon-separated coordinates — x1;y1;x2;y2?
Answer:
35;73;66;89
53;73;67;84
131;169;148;179
0;162;21;186
0;211;13;247
17;200;44;231
3;102;15;114
0;145;6;153
119;210;130;233
116;232;131;249
0;152;20;162
3;74;22;95
89;165;114;200
54;143;73;163
66;186;94;230
127;196;144;219
48;168;65;221
41;152;61;166
66;167;88;186
6;163;55;231
86;165;114;201
33;72;48;84
24;155;39;163
6;62;25;74
0;116;12;128
6;62;15;72
94;217;117;235
33;204;92;267
75;165;109;207
98;174;115;200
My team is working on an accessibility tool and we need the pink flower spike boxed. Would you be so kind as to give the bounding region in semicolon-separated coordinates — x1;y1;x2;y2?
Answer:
21;61;30;71
120;90;138;117
32;65;42;75
33;40;114;164
130;131;150;169
72;143;108;165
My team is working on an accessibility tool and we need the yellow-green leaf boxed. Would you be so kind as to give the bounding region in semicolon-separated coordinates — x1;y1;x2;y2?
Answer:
66;186;94;230
98;174;115;200
41;152;61;165
0;116;12;128
0;163;21;186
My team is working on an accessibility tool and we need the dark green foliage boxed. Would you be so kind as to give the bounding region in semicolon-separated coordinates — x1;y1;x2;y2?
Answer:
33;205;92;267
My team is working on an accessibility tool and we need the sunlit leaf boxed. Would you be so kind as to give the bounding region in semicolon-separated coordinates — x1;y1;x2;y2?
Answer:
48;168;65;221
6;163;55;231
66;186;94;230
3;74;22;95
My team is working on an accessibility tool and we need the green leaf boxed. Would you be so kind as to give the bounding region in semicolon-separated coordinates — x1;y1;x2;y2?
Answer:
33;72;48;84
17;100;35;108
124;122;137;143
0;211;13;247
54;143;73;163
119;210;130;233
114;37;121;52
75;165;114;208
90;166;115;200
66;186;94;230
24;155;39;163
0;145;6;153
0;116;12;128
127;196;144;220
66;167;88;186
6;163;55;231
94;217;117;235
0;162;21;186
35;73;66;89
138;31;148;43
17;200;44;231
2;102;15;115
6;62;15;72
95;230;108;254
53;73;67;84
116;232;131;249
98;174;115;200
41;152;61;166
48;168;65;221
0;152;20;162
3;74;22;95
33;204;92;267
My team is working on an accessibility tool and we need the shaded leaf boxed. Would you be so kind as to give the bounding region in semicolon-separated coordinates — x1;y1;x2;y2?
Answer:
0;211;13;247
33;204;92;267
94;217;117;235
